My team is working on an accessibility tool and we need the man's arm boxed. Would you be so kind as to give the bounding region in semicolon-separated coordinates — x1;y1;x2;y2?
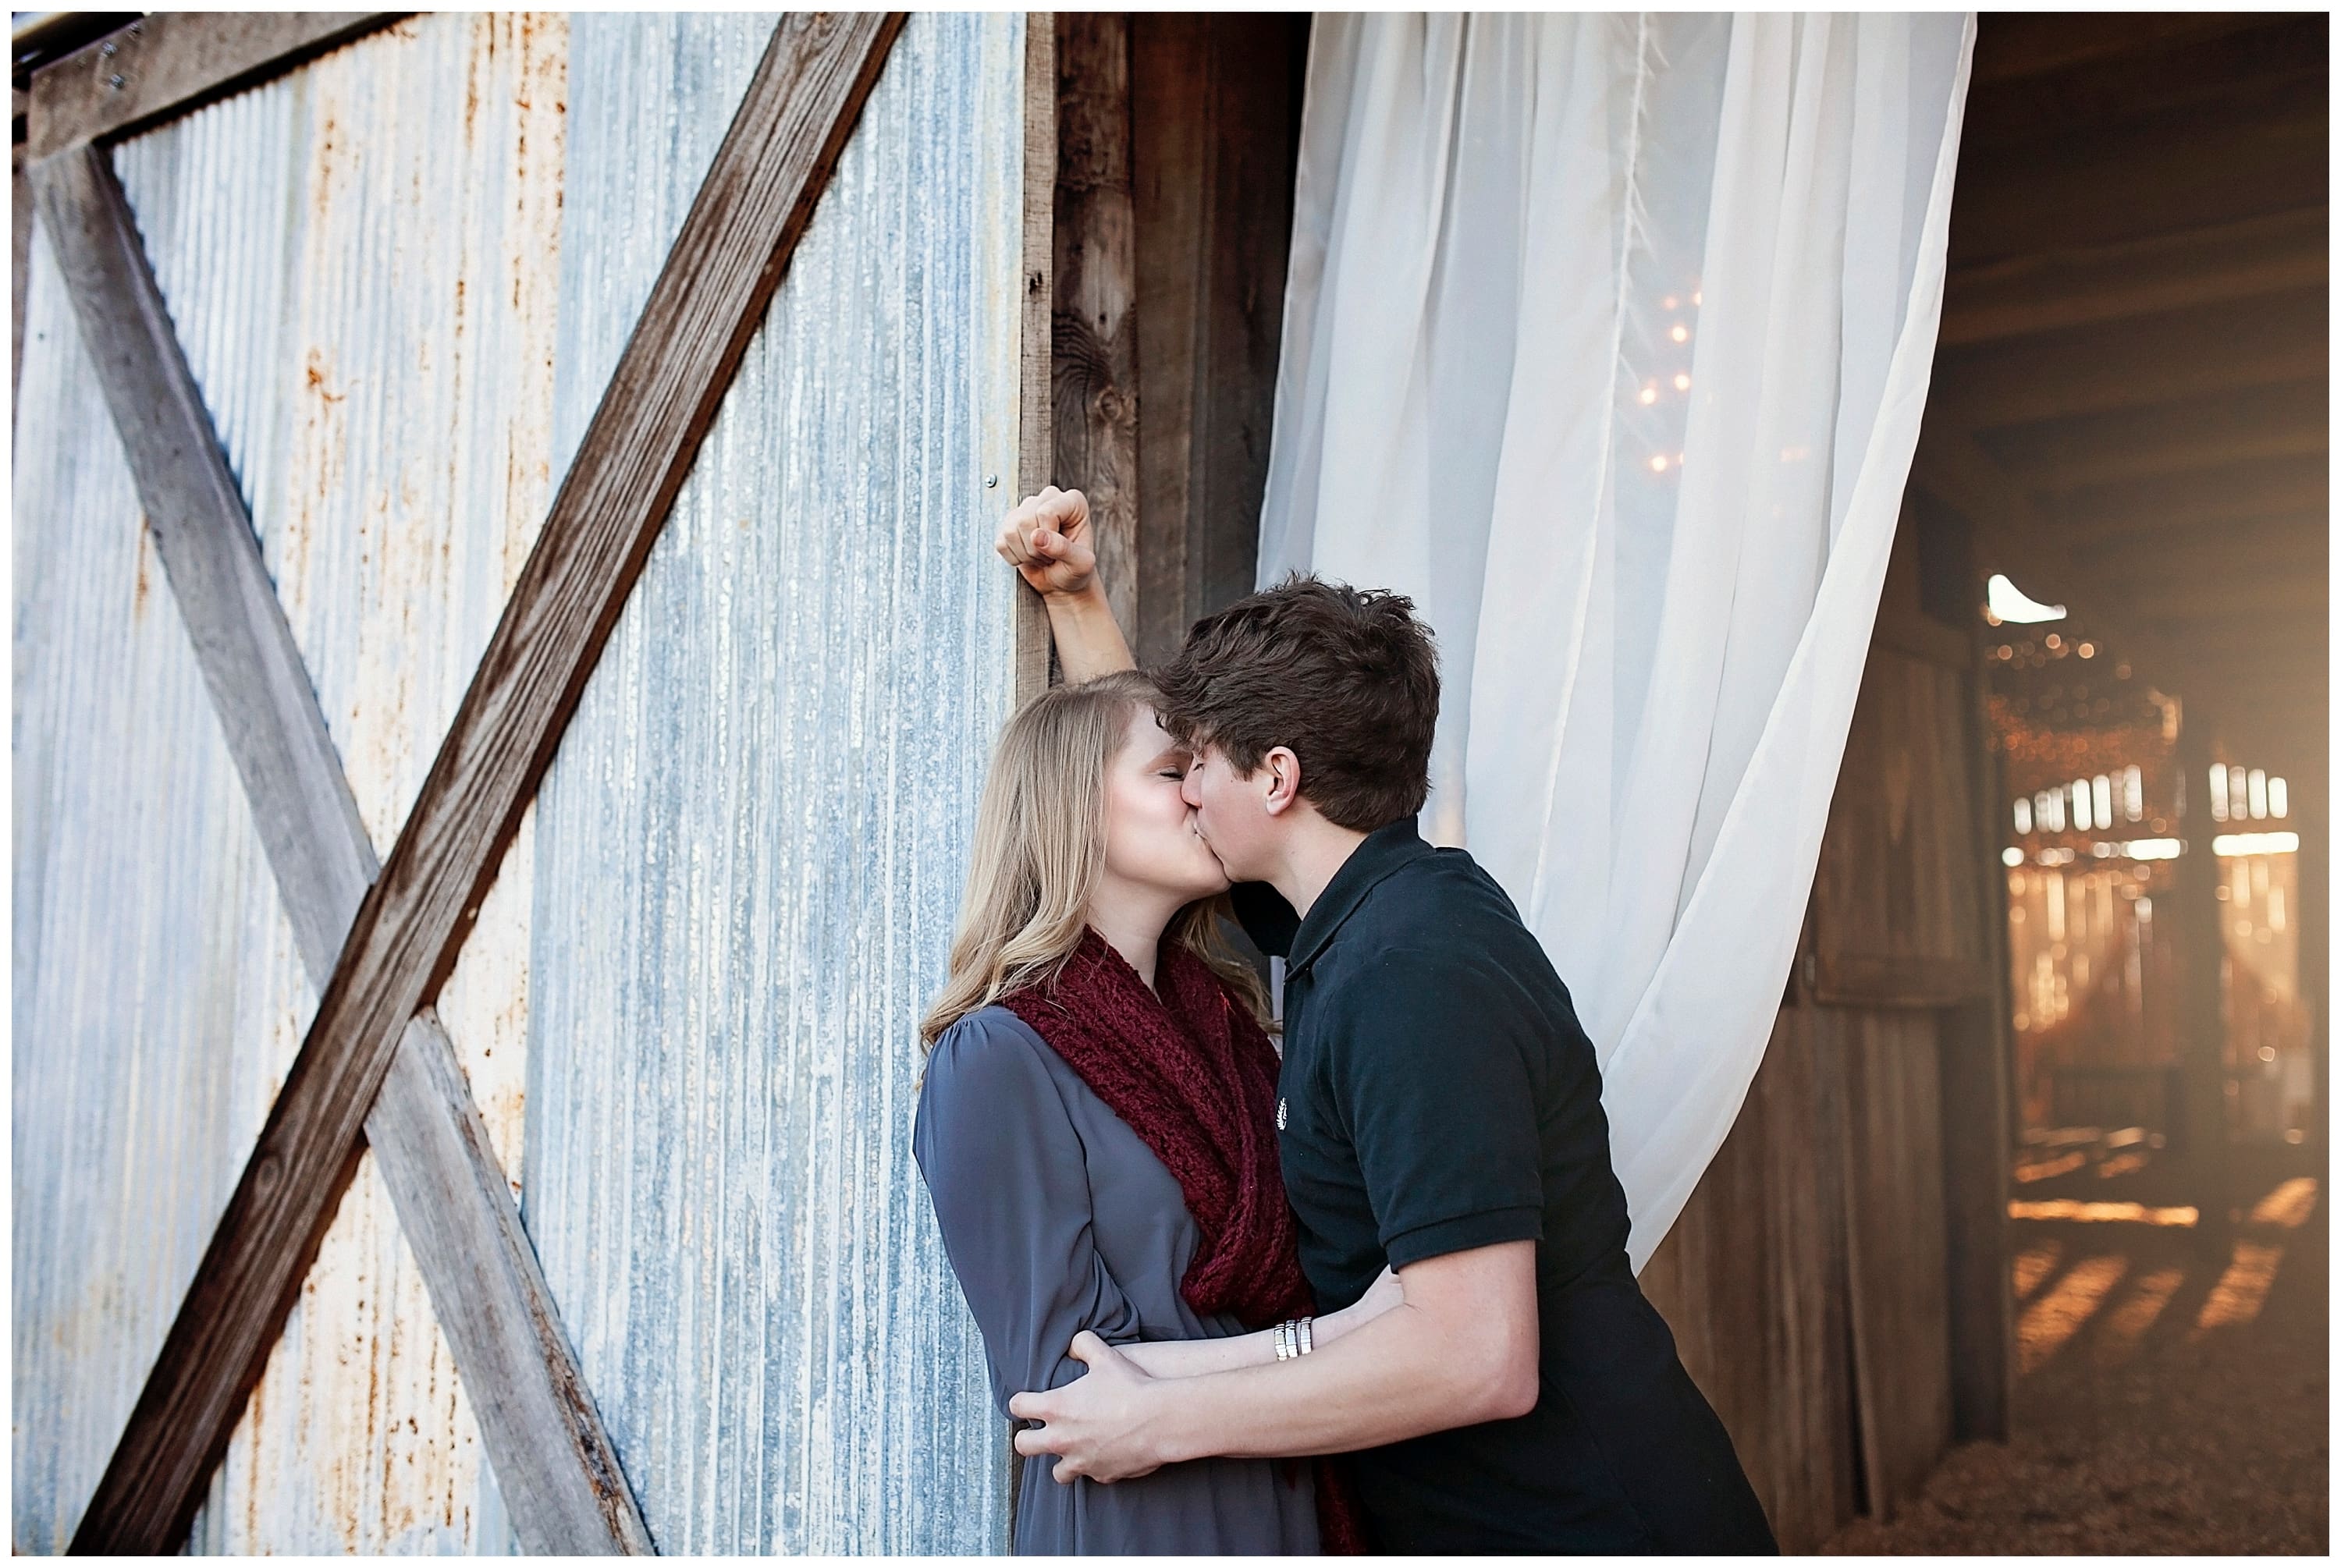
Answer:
1009;1241;1539;1481
995;485;1135;682
1117;1266;1403;1381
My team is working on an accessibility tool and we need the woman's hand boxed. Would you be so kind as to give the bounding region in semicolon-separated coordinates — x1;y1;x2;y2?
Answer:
1010;1331;1167;1484
996;485;1097;598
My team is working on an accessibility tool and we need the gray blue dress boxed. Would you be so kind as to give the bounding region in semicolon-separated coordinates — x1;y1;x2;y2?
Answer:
914;1005;1321;1555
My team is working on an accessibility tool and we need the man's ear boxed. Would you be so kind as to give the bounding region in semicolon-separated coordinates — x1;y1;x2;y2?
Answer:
1260;747;1303;817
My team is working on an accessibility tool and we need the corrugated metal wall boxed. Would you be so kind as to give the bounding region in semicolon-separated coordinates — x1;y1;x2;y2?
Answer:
16;8;1024;1556
14;13;566;1552
517;11;1023;1552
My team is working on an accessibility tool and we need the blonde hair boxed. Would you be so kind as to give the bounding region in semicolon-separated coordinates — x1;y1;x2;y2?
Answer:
920;670;1272;1045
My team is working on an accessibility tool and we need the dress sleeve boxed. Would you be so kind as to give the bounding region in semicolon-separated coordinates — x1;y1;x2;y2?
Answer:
1321;948;1547;1268
914;1011;1145;1414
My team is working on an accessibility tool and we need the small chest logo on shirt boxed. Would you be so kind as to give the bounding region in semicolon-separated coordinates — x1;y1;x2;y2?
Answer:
1277;1097;1288;1130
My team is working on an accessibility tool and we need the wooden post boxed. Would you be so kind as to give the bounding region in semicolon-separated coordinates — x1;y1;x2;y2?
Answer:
2170;715;2233;1229
1052;13;1139;640
1014;12;1058;702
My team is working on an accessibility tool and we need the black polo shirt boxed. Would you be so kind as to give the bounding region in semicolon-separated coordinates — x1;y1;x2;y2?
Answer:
1231;818;1776;1555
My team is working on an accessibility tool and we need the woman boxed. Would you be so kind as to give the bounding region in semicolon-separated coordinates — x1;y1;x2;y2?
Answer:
914;672;1391;1554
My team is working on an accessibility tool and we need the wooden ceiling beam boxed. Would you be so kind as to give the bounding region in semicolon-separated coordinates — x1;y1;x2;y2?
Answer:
1962;16;2326;156
2048;456;2328;544
2103;574;2329;621
2072;520;2329;586
1933;288;2327;428
1969;13;2281;86
1939;207;2326;347
1946;76;2325;267
1980;378;2326;490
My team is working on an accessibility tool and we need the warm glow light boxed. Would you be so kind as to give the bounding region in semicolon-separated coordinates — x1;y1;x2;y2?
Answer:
2077;642;2095;658
2002;846;2025;867
1669;323;1689;343
1988;573;2066;624
2194;1241;2282;1335
1662;294;1678;309
2270;776;2289;818
2109;838;2183;861
1691;289;1702;305
2009;1199;2198;1226
2015;1151;2087;1183
1639;384;1658;406
2249;1177;2319;1228
2214;832;2300;857
2247;768;2268;819
1649;455;1669;473
2019;1254;2129;1373
2014;796;2034;834
2210;764;2231;821
2093;775;2113;828
2012;1241;2064;1298
1673;373;1691;392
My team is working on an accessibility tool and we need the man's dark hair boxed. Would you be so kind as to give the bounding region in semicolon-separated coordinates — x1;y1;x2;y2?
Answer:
1152;573;1440;833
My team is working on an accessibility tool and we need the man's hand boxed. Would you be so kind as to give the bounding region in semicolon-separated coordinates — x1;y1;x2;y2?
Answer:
1007;1331;1166;1485
996;485;1096;598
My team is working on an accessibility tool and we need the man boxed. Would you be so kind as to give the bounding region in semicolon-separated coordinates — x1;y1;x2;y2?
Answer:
993;488;1777;1553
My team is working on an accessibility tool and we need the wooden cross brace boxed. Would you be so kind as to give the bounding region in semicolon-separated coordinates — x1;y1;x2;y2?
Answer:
32;12;905;1552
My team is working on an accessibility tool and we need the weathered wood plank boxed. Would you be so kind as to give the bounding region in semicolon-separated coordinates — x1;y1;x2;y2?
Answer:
27;12;404;161
1052;12;1139;639
1128;16;1308;665
1833;1009;1956;1520
1016;12;1058;701
35;137;651;1557
62;14;904;1550
31;141;376;974
368;1012;655;1553
1640;1009;1858;1552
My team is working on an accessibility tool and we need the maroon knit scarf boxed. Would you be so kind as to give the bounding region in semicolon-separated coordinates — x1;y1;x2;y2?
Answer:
1004;927;1369;1553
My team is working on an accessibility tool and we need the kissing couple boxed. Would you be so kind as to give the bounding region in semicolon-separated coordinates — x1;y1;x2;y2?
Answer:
914;486;1777;1555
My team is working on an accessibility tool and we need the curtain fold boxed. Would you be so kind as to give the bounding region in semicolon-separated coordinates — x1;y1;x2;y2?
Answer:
1259;12;1974;1268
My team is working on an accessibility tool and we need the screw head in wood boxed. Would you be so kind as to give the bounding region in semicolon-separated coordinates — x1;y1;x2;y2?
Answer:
108;73;125;90
984;474;998;488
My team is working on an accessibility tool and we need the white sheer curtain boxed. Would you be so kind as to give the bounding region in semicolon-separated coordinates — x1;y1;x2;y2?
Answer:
1260;13;1973;1269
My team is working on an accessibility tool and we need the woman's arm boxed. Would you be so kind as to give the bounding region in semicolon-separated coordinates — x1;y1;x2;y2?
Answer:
995;486;1137;682
913;1016;1143;1408
1119;1268;1404;1380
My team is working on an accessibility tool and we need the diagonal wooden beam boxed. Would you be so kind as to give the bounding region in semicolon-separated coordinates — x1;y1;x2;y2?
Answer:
33;140;650;1555
59;11;906;1552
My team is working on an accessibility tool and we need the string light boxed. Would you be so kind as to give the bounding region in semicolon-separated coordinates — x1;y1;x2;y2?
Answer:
1649;455;1669;473
1669;323;1690;343
1639;384;1658;406
1673;373;1691;391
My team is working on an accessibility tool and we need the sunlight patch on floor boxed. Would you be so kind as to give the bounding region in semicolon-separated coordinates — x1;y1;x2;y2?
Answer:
2012;1240;2064;1299
2193;1241;2284;1336
2092;1266;2187;1367
2247;1177;2318;1229
2018;1254;2129;1373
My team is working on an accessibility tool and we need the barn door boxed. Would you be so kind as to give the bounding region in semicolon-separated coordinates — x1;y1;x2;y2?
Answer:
1805;520;2012;1518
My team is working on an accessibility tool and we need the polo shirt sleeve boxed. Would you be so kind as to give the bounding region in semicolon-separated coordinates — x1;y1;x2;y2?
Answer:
1321;946;1545;1268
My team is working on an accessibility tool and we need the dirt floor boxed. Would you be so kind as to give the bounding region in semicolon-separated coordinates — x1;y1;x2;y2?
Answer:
1824;1141;2329;1555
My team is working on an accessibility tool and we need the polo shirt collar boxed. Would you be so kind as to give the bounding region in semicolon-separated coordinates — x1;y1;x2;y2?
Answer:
1286;815;1433;975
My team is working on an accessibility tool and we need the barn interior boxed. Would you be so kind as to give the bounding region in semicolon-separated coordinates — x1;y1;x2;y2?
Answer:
1060;10;2327;1551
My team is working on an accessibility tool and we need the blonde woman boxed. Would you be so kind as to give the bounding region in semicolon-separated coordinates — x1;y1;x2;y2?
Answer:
915;671;1389;1554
